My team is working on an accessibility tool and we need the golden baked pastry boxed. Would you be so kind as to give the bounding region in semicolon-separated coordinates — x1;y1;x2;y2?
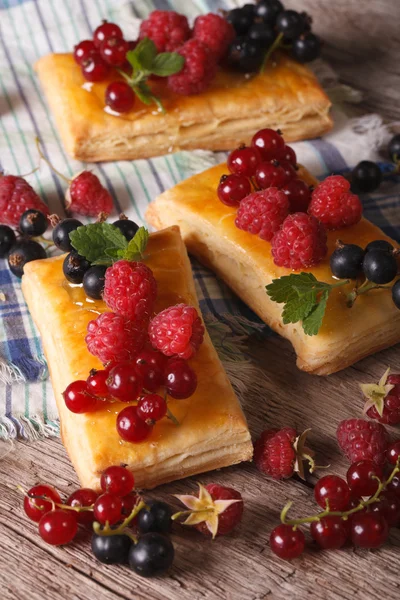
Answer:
34;53;332;162
21;226;252;489
146;165;400;376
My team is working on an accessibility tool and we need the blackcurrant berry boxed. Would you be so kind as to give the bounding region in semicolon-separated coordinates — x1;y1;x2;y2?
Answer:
365;239;393;253
276;10;306;39
91;533;132;564
291;33;321;63
388;133;400;163
0;225;16;258
248;23;276;48
227;37;264;73
330;243;365;279
19;209;48;236
63;252;91;284
351;161;382;193
137;501;173;535
392;279;400;309
83;265;107;300
113;218;139;241
226;6;255;35
255;0;283;26
129;532;174;578
363;249;398;284
53;218;83;252
8;239;47;277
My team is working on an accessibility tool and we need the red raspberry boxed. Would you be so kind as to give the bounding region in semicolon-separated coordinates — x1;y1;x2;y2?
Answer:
0;175;49;226
193;13;235;60
271;212;327;269
235;188;289;241
254;428;297;479
337;419;389;466
362;371;400;425
139;10;190;53
195;484;243;537
103;260;157;323
308;175;363;230
85;312;146;364
168;39;217;96
67;172;113;217
149;303;204;360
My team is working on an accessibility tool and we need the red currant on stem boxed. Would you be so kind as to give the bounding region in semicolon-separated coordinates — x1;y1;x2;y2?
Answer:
23;484;62;522
350;512;388;548
117;405;153;443
87;369;109;398
63;380;99;413
74;40;97;65
81;55;109;82
369;491;400;526
227;145;262;177
105;81;135;113
66;488;98;525
217;174;251;207
107;361;144;403
310;515;349;550
93;492;123;525
251;128;285;161
164;358;197;399
100;465;135;497
121;492;140;516
314;475;351;511
134;349;167;392
387;440;400;465
39;510;78;546
100;36;129;66
346;460;383;498
137;393;167;424
93;21;123;48
270;524;305;560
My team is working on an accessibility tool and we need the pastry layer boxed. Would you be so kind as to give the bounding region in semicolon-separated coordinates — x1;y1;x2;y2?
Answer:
146;166;400;376
22;227;252;489
35;53;332;162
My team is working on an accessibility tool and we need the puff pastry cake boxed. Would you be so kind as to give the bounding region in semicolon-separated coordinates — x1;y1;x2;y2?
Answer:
146;166;400;376
35;53;332;162
22;226;252;489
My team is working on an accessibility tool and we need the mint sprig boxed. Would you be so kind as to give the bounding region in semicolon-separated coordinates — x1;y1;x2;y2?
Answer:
70;223;149;266
120;38;184;112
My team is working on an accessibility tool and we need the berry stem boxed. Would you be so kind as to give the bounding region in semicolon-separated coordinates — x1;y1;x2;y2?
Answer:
260;32;284;73
93;499;146;537
346;279;392;308
35;137;71;184
17;484;95;513
171;508;215;521
32;235;55;248
166;406;180;426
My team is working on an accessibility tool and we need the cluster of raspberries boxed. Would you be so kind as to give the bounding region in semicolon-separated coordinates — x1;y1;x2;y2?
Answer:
139;10;235;95
85;260;204;364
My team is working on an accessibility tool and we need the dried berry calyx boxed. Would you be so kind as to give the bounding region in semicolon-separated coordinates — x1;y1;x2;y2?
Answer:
360;367;395;418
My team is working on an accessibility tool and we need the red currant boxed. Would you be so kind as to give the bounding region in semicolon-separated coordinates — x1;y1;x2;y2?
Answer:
251;128;285;161
217;174;251;207
134;349;167;392
100;465;135;497
387;473;400;497
278;144;297;166
370;491;400;526
93;21;123;48
121;492;140;516
107;362;144;403
38;510;78;545
346;460;383;498
93;492;123;525
279;160;297;183
282;178;311;212
164;358;197;399
87;369;109;397
137;394;167;424
314;475;350;511
310;516;349;549
387;440;400;465
350;512;388;548
255;161;287;189
270;524;305;560
23;484;62;522
105;81;135;113
100;36;129;66
117;406;153;443
63;380;99;413
227;146;262;177
74;40;97;65
66;488;98;525
81;55;109;82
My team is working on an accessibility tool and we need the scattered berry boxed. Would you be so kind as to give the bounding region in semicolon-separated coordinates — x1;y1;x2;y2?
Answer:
8;239;47;278
86;312;146;364
81;54;109;82
227;145;262;178
168;39;217;96
137;500;172;535
83;265;107;300
93;21;123;48
387;440;400;465
19;208;48;236
63;380;99;413
314;475;350;511
164;358;197;399
235;188;289;241
107;361;144;403
362;369;400;425
350;512;388;548
39;509;78;546
217;174;251;207
330;242;365;279
139;10;190;52
387;473;400;497
67;172;113;217
255;0;283;26
149;303;204;360
121;492;140;516
113;218;139;241
226;6;255;35
0;225;16;258
117;405;153;443
346;460;383;497
63;251;90;284
254;427;313;480
291;32;321;63
74;40;97;65
370;491;400;526
362;248;397;284
23;484;62;522
270;524;305;560
310;516;349;549
0;175;49;227
248;22;275;48
337;419;389;466
137;394;167;424
226;37;264;73
282;179;311;213
129;532;175;577
271;212;328;270
276;10;307;39
52;218;82;252
66;488;98;525
92;533;132;565
365;239;393;253
94;492;123;525
105;81;135;113
193;13;235;60
308;175;363;230
100;466;135;497
251;129;285;162
351;161;382;193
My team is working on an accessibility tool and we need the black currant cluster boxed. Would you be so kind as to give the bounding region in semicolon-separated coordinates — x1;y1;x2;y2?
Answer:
350;133;400;194
1;209;49;278
92;500;174;577
225;0;321;73
55;216;139;299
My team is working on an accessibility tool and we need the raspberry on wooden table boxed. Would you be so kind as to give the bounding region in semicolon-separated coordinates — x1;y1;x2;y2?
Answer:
271;212;327;269
149;304;204;360
0;175;49;226
254;428;297;479
308;175;363;230
85;312;146;364
337;418;389;466
235;188;289;241
193;13;235;60
67;172;113;216
168;39;217;96
139;10;190;52
361;369;400;425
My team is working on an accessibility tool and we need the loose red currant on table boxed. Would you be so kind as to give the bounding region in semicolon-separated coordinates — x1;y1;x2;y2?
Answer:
100;36;129;66
255;161;288;189
81;55;109;82
63;380;99;413
350;512;388;548
24;484;62;522
74;40;97;65
346;460;383;497
227;145;261;177
387;440;400;465
105;81;135;113
282;178;312;213
164;358;197;399
100;465;135;497
270;524;305;560
66;488;98;525
314;475;351;511
87;369;109;398
217;174;251;207
251;128;285;161
93;492;123;525
93;21;123;48
107;361;144;403
370;491;400;527
310;516;349;550
39;510;78;546
135;349;167;392
117;406;153;443
149;304;204;360
137;394;167;424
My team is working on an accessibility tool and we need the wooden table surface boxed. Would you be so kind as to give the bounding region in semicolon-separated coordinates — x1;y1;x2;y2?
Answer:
1;2;399;599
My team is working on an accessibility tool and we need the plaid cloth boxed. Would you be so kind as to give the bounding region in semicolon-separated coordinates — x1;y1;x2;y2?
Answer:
0;0;399;438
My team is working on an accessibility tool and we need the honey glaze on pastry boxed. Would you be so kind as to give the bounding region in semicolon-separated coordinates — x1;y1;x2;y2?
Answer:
22;227;252;489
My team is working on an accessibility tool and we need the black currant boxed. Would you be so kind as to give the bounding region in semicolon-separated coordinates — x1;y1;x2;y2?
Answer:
113;218;139;241
19;209;48;237
330;243;365;279
363;249;398;284
255;0;283;26
83;265;107;299
137;501;173;535
276;10;306;39
365;239;394;253
388;133;400;163
227;37;264;73
248;23;275;48
91;533;132;565
63;251;91;284
226;6;255;35
53;218;83;252
129;533;174;578
0;225;16;258
291;33;321;63
392;279;400;309
8;239;47;278
351;161;382;193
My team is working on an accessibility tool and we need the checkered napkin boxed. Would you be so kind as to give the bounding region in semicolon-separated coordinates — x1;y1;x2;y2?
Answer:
0;0;399;439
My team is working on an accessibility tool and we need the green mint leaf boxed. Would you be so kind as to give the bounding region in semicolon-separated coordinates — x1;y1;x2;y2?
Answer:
302;289;330;336
70;223;127;263
266;272;319;303
133;82;154;105
100;223;128;251
91;256;113;266
151;52;185;76
127;38;157;73
282;294;316;325
122;227;149;261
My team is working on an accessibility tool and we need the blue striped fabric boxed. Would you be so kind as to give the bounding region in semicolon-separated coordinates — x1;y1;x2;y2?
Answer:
0;0;399;438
